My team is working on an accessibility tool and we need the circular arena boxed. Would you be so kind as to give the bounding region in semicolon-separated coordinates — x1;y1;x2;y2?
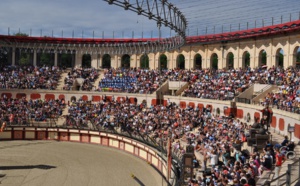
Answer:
0;1;300;186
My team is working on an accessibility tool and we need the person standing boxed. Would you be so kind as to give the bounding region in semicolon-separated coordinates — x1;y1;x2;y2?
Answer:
274;147;285;186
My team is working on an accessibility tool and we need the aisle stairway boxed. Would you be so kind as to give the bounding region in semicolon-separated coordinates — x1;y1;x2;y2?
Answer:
56;69;71;90
93;70;105;90
256;132;300;186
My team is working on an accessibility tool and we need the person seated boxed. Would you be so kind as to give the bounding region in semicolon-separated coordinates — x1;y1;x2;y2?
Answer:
281;135;289;146
287;139;295;152
258;151;273;176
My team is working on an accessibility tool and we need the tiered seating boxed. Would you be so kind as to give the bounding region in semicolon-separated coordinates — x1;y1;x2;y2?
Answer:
0;65;62;90
257;66;300;114
0;96;65;125
63;67;99;91
97;69;166;94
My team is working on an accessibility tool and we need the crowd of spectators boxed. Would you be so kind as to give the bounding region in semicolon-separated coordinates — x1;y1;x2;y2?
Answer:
166;68;253;100
0;95;65;125
63;67;99;91
97;68;166;94
0;65;62;90
257;66;300;114
63;96;290;185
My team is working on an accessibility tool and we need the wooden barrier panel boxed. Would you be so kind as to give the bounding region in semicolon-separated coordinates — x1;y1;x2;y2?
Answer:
70;133;80;141
81;134;89;143
37;131;47;140
25;131;35;139
0;127;174;181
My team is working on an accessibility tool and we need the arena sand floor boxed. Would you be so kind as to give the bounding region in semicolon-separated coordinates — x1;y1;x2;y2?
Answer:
0;140;167;186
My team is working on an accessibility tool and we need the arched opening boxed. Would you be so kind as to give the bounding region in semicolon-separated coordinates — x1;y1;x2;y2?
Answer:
293;46;300;68
37;49;54;66
140;54;149;69
211;53;218;70
71;96;76;102
275;48;284;68
242;51;250;68
102;54;111;69
259;50;267;67
194;54;202;69
121;54;130;69
58;50;75;68
15;48;33;66
226;52;234;69
159;54;168;70
176;54;185;69
82;54;91;68
0;47;11;65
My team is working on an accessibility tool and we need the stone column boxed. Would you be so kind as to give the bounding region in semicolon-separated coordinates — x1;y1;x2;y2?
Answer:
33;49;37;66
54;52;58;66
12;47;16;65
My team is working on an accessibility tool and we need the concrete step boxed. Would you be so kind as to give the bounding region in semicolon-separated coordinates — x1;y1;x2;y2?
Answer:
93;70;104;91
56;69;71;90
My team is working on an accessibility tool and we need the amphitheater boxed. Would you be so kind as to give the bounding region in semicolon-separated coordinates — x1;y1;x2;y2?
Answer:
1;1;300;186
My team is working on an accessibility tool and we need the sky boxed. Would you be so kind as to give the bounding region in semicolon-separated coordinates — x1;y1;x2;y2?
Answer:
0;0;300;39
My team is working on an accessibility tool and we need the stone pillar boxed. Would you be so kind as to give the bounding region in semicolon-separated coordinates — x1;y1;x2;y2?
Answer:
75;52;82;67
33;49;37;66
91;53;98;69
54;52;58;66
12;47;16;65
98;54;102;68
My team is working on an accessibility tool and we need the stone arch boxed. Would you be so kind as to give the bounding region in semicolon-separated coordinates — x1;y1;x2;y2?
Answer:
121;54;130;69
242;51;250;68
194;53;202;69
159;54;168;70
71;96;76;102
140;54;149;69
58;50;75;68
226;52;234;69
15;48;34;66
176;54;185;69
82;54;91;68
37;49;55;66
275;48;284;68
293;46;300;68
0;47;11;65
258;49;267;67
210;53;218;70
102;54;111;69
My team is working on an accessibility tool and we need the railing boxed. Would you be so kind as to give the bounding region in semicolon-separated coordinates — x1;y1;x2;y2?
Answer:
62;118;182;186
236;97;251;104
264;158;300;186
3;115;60;128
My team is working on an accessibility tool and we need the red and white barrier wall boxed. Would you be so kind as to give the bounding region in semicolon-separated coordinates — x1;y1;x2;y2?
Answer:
0;127;169;178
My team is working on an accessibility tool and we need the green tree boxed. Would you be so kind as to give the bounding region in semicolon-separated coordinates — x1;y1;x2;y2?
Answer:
121;55;130;68
82;54;91;68
228;53;234;69
19;52;30;65
159;54;167;70
14;33;28;37
39;53;54;66
261;51;267;65
297;51;300;62
194;54;202;69
140;54;149;69
212;54;218;70
177;54;185;69
0;48;9;65
244;52;250;67
102;54;111;68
